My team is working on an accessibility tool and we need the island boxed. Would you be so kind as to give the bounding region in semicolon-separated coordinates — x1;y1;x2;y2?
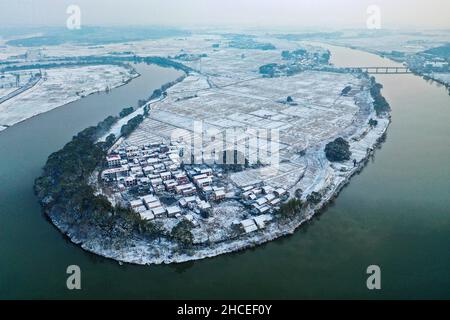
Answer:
32;33;391;264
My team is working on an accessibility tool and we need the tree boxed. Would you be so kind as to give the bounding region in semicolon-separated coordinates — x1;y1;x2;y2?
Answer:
141;220;163;240
259;63;278;77
325;137;351;162
341;86;352;96
100;134;116;151
171;220;194;246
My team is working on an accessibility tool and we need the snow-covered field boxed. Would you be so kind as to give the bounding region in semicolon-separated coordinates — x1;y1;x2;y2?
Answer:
0;64;136;128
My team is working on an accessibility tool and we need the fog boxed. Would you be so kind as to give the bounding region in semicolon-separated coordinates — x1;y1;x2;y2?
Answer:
1;0;449;30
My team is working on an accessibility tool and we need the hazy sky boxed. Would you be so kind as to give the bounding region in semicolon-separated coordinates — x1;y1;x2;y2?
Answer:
1;0;449;30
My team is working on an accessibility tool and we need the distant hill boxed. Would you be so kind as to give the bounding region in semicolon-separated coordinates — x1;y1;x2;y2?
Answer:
423;44;450;59
6;26;190;47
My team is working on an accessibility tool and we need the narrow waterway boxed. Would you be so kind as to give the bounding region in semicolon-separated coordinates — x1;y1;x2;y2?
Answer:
0;48;449;299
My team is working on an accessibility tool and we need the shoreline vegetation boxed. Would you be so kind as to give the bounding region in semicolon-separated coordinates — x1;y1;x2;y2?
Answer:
34;66;189;257
34;54;393;264
34;113;168;254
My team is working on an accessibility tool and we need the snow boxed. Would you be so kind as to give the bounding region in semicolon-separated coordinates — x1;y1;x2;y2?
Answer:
0;64;136;129
7;31;394;264
425;72;450;86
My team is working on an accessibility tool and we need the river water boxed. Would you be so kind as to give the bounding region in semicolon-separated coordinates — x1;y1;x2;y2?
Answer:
0;48;449;299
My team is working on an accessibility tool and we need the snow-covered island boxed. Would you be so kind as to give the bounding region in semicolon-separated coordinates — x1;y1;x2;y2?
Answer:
33;33;391;265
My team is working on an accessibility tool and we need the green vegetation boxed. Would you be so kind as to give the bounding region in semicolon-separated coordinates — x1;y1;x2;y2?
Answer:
105;134;116;147
295;188;303;199
423;44;450;59
216;150;249;172
306;192;322;205
34;116;117;228
34;113;164;245
120;114;144;137
1;55;192;74
341;86;352;96
370;77;391;115
369;118;378;127
259;63;278;77
137;220;164;240
274;32;342;41
325;137;352;162
228;36;276;50
6;26;190;47
282;49;307;60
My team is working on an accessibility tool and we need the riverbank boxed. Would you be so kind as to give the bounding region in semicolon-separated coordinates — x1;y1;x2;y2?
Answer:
317;41;450;95
45;113;389;265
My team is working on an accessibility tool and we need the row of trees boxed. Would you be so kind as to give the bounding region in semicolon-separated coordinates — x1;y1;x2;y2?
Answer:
120;114;144;137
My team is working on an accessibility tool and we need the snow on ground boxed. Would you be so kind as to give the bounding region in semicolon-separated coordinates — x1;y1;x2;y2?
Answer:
0;64;136;128
425;72;450;86
0;87;17;98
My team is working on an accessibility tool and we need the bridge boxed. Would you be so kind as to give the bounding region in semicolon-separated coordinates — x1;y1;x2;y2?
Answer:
346;67;412;74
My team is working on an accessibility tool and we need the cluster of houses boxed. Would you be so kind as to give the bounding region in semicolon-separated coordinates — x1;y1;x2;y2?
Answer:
101;143;227;222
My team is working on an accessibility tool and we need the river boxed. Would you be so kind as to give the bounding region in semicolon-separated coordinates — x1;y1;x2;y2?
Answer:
0;48;449;299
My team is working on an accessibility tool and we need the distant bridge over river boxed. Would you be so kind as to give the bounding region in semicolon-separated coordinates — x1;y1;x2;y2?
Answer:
346;66;412;74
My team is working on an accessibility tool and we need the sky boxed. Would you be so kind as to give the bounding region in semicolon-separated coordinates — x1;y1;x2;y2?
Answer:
1;0;449;30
